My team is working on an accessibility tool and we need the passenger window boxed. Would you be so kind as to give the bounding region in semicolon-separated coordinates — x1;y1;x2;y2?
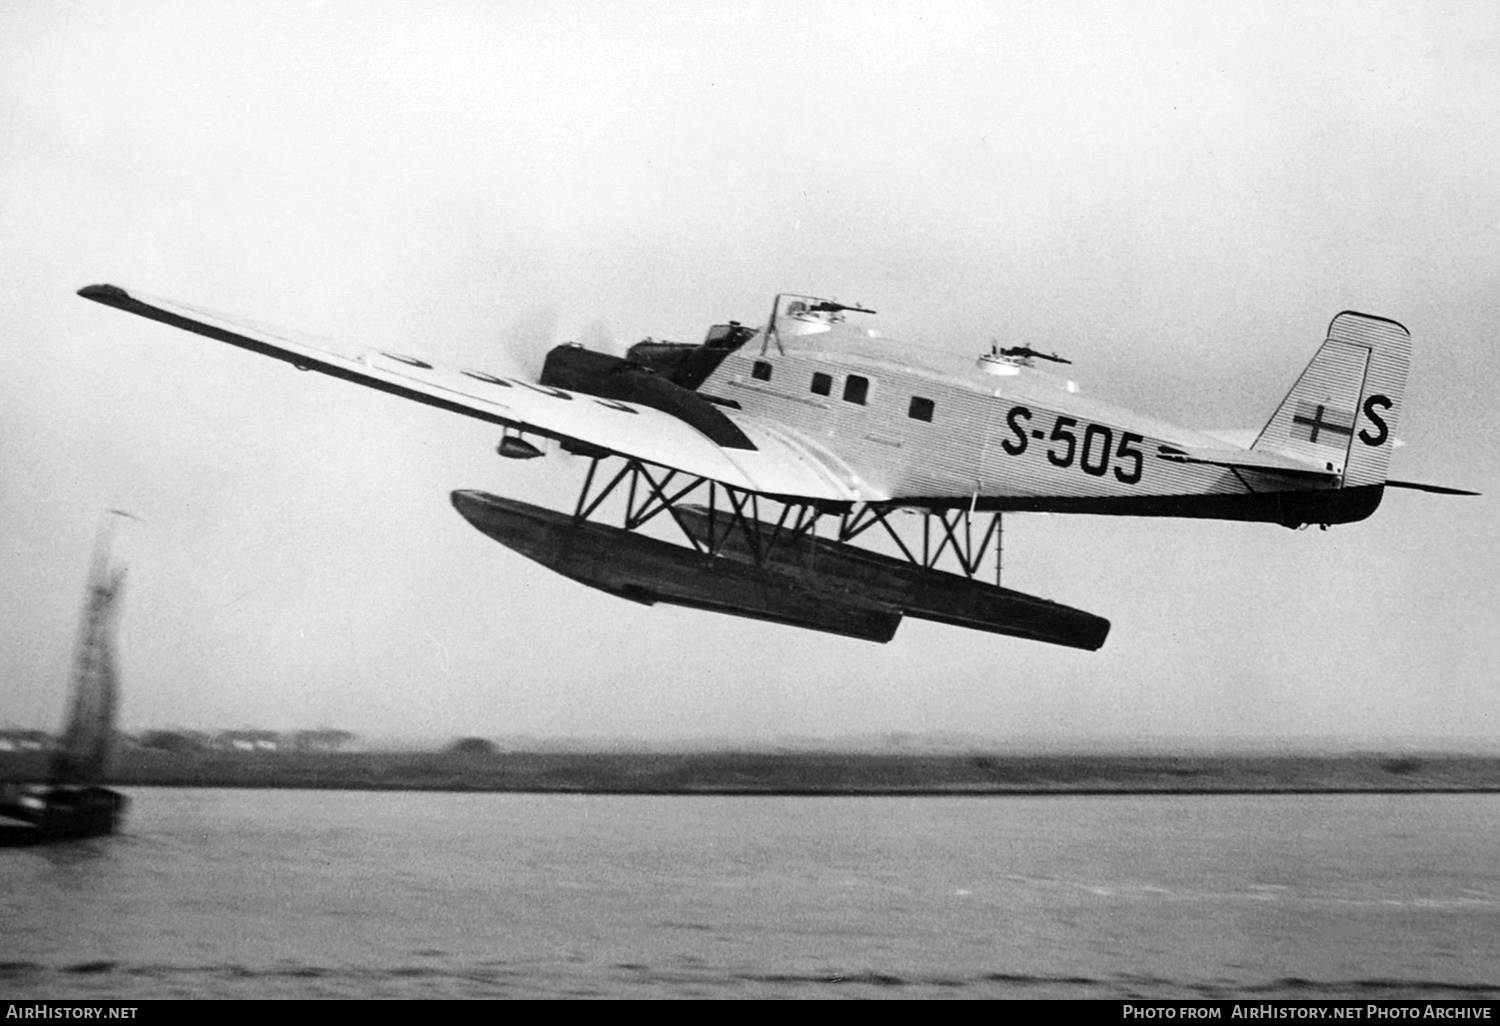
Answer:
811;372;832;396
908;396;935;422
752;360;772;381
843;375;869;405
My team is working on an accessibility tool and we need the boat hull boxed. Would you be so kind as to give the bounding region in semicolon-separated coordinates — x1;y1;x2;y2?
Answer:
0;784;127;845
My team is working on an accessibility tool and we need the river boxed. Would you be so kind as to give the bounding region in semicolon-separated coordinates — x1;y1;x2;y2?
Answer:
3;790;1497;999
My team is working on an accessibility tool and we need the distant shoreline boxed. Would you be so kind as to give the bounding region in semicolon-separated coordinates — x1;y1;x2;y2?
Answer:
5;750;1500;795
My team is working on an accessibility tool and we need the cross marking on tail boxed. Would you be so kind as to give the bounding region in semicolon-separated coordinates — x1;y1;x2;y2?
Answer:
1291;402;1355;446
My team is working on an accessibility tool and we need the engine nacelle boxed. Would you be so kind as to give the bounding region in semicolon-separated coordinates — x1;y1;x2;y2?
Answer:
539;344;755;450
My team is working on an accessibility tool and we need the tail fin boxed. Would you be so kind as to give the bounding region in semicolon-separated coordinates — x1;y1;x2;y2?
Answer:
1253;311;1410;488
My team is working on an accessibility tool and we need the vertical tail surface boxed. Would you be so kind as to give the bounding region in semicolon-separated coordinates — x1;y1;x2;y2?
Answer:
1253;312;1410;488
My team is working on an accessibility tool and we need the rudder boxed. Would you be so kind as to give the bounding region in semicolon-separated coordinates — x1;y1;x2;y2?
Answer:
1253;311;1410;489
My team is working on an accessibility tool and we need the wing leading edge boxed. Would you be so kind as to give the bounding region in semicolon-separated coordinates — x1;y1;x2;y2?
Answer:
77;285;863;503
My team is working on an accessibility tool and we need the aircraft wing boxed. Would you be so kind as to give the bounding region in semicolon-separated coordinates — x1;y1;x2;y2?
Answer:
77;285;863;503
1155;443;1340;480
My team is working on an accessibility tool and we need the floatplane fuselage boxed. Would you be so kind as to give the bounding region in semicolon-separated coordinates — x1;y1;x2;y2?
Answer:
77;286;1474;650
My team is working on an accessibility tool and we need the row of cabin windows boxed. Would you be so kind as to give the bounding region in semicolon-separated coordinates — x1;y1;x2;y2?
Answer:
750;360;935;422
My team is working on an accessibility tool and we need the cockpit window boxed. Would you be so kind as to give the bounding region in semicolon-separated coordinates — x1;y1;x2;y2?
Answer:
706;322;753;350
843;375;869;405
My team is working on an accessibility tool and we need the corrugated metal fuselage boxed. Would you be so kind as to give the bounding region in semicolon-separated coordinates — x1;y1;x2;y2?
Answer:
696;324;1376;527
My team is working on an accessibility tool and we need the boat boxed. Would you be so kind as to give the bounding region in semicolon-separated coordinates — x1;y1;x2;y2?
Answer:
0;516;131;844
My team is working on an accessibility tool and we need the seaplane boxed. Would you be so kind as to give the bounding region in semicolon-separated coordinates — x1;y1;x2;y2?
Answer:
76;285;1475;651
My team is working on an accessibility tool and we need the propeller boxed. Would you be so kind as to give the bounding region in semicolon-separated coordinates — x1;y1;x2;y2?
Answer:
496;304;561;380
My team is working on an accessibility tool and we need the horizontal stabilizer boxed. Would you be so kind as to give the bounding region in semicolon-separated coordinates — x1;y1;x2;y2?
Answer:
1156;444;1339;480
1385;480;1480;496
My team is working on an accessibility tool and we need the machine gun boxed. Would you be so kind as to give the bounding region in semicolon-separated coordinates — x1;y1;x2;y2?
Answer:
994;344;1071;365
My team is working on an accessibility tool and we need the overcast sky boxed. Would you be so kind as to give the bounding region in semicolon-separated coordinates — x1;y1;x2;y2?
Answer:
2;0;1496;748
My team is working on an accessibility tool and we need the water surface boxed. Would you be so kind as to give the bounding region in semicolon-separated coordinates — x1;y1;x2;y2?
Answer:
3;790;1497;998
